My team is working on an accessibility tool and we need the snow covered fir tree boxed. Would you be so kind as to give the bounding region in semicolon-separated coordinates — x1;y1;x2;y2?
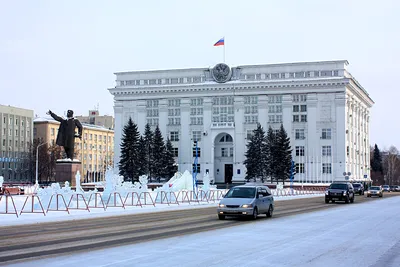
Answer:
244;123;292;183
118;120;176;182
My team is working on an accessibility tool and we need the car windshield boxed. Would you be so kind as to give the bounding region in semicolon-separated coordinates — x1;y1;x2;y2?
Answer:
329;184;347;190
353;184;361;188
370;186;380;190
383;186;389;188
224;187;256;198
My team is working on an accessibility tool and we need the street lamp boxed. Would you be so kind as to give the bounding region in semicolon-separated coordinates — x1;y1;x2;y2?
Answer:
36;141;48;186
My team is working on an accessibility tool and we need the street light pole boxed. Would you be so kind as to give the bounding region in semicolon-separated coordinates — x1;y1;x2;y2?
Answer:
35;142;48;186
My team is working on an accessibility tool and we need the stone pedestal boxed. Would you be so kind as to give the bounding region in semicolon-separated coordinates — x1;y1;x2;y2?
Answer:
55;161;82;187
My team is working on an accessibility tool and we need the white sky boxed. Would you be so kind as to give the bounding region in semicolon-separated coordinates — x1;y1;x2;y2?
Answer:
1;0;399;149
6;195;400;267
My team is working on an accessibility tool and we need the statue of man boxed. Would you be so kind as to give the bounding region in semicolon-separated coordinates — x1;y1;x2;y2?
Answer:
47;109;83;160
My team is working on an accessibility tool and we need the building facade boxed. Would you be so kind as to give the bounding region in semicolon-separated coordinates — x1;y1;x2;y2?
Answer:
109;60;374;184
0;105;34;182
34;118;114;182
76;110;114;129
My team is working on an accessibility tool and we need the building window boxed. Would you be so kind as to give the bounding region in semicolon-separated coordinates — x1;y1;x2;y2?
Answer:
246;129;254;140
321;129;332;139
322;146;332;156
221;148;229;157
192;147;201;157
51;128;55;136
295;146;305;156
170;131;179;141
300;115;307;122
192;164;201;173
314;71;320;77
172;148;178;157
192;131;202;141
321;71;333;77
322;163;332;174
212;96;234;123
168;99;181;107
295;163;305;174
191;98;203;106
295;129;305;140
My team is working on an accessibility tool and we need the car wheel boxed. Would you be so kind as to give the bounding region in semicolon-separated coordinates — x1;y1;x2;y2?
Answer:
266;205;273;218
379;194;382;198
251;208;258;220
218;215;225;220
350;197;354;203
325;199;329;204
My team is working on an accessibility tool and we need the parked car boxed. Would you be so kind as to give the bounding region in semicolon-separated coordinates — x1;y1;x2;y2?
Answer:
367;186;383;197
389;185;397;192
382;185;391;192
352;183;364;195
393;185;400;192
325;182;355;204
217;184;274;220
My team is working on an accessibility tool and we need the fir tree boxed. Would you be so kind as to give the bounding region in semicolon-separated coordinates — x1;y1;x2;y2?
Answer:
265;126;276;183
137;136;148;177
143;123;154;180
163;138;177;179
152;125;166;182
244;123;266;182
371;144;383;173
272;124;292;184
118;118;140;182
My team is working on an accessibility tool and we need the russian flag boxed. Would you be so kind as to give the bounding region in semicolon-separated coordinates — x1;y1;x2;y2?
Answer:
214;37;224;46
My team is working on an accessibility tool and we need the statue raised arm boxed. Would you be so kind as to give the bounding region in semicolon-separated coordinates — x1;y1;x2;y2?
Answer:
47;109;82;160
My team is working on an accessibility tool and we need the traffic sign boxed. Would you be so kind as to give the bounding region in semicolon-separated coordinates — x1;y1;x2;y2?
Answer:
345;176;349;180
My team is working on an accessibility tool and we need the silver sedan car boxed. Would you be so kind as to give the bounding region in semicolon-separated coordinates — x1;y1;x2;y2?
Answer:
217;185;274;220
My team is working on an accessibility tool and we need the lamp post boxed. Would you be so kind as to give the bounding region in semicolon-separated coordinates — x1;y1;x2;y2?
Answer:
35;142;48;186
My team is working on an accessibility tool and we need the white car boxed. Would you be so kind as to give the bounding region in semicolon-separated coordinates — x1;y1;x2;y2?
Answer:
217;185;274;220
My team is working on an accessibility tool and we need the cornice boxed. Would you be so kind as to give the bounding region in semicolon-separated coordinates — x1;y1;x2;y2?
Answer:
109;78;348;100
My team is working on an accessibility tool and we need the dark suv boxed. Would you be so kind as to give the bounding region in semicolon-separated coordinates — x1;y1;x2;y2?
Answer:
352;183;364;195
325;182;355;204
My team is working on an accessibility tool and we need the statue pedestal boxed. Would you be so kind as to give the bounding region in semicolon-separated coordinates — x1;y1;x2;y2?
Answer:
55;160;82;187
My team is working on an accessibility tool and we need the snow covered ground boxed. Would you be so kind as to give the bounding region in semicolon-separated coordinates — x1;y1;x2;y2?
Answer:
0;192;323;226
5;195;400;267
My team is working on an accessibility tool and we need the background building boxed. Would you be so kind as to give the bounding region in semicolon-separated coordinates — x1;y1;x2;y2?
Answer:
0;105;34;182
109;60;374;184
34;117;114;182
76;109;114;129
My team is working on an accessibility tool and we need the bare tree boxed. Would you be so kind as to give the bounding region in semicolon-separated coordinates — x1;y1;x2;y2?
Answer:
383;146;400;185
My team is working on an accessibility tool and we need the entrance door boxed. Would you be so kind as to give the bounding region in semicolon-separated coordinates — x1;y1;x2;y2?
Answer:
224;164;233;184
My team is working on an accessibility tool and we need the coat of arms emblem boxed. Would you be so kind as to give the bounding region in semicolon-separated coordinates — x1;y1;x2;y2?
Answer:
211;63;232;83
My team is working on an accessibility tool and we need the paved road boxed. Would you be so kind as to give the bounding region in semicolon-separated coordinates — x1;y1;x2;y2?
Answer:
1;192;399;265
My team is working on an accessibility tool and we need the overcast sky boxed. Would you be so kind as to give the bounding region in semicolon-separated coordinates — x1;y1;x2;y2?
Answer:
1;0;399;149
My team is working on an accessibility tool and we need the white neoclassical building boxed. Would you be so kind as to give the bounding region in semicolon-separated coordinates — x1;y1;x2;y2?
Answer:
109;60;374;184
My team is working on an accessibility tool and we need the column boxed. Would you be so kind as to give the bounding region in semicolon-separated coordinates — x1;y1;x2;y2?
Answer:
306;93;318;182
113;103;123;173
234;95;244;181
203;97;213;180
180;98;191;172
335;93;346;181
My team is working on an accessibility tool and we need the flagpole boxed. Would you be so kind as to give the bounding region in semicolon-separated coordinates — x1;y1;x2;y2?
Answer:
223;36;226;63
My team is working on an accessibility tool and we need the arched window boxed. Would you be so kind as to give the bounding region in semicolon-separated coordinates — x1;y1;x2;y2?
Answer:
219;134;233;143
